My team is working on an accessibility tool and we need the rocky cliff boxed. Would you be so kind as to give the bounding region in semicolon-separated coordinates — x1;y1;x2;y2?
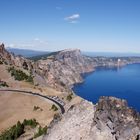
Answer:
33;49;96;91
0;43;33;70
44;97;140;140
0;44;95;90
1;44;140;140
33;48;140;91
1;43;140;91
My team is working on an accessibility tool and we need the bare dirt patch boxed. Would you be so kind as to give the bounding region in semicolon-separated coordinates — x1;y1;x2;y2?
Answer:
0;91;55;132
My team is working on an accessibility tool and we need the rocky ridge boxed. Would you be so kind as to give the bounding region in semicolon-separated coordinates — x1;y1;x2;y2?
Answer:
1;43;140;91
33;49;95;91
44;97;140;140
33;48;140;91
1;44;140;140
0;43;32;70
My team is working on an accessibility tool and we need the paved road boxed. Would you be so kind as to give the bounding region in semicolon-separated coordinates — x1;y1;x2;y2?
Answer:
0;89;65;114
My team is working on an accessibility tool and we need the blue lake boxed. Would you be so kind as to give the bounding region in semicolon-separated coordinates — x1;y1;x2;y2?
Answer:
73;64;140;112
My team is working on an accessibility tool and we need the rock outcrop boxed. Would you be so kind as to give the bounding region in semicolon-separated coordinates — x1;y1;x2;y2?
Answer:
44;97;140;140
33;49;96;91
1;44;140;140
94;97;140;140
33;49;140;91
0;43;33;70
1;43;140;92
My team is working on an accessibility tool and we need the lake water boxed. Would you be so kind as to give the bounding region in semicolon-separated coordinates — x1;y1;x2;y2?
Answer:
73;64;140;112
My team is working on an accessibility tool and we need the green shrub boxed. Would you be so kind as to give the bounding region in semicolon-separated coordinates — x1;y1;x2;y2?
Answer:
0;121;24;140
66;94;73;101
7;67;33;83
23;119;38;128
26;75;33;83
53;113;61;121
0;81;9;88
33;106;40;111
4;61;8;65
0;61;3;65
51;104;58;111
34;126;47;138
0;119;39;140
33;106;43;111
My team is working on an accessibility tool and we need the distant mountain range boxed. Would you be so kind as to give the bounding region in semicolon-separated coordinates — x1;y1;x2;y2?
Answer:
83;52;140;57
6;47;140;58
1;44;140;140
6;47;50;58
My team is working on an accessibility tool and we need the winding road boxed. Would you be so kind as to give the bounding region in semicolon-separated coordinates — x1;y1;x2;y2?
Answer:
0;89;65;114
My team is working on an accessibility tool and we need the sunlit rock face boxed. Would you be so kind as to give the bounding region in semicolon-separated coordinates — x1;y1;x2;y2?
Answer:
94;97;140;140
1;44;140;140
33;49;95;91
0;43;13;64
1;43;140;92
0;44;95;91
44;97;140;140
0;44;33;70
33;48;140;91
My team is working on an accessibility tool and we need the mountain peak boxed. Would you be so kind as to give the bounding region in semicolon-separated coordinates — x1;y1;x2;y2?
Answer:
61;48;80;53
54;49;82;61
0;43;7;53
0;43;13;64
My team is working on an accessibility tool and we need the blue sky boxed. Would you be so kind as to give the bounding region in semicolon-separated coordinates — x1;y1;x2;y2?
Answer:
0;0;140;52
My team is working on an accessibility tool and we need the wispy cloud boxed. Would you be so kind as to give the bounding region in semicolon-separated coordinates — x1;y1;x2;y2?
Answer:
34;38;40;41
6;38;48;50
33;38;48;45
8;44;16;48
64;14;80;23
8;43;35;48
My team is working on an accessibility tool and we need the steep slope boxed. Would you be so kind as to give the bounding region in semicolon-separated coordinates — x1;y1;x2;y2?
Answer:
0;44;65;136
1;43;140;92
44;97;140;140
33;49;95;91
1;44;140;140
33;49;140;91
0;44;95;91
0;44;33;70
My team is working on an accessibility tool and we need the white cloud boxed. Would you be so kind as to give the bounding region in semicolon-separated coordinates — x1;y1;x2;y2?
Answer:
64;14;80;23
33;38;48;45
6;39;49;50
8;43;35;48
8;44;16;48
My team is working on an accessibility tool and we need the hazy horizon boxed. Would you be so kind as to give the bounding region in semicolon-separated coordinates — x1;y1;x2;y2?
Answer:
6;46;140;57
0;0;140;52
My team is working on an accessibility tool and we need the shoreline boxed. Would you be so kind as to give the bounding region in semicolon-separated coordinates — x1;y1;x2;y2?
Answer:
71;63;140;112
71;62;140;89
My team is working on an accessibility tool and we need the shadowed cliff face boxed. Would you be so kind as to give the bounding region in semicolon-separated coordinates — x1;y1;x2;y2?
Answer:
44;97;140;140
1;44;140;91
0;44;95;91
33;49;95;91
33;49;140;91
1;44;140;139
94;97;140;140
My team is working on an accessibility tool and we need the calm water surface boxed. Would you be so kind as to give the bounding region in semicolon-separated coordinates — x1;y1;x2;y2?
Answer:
73;64;140;112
